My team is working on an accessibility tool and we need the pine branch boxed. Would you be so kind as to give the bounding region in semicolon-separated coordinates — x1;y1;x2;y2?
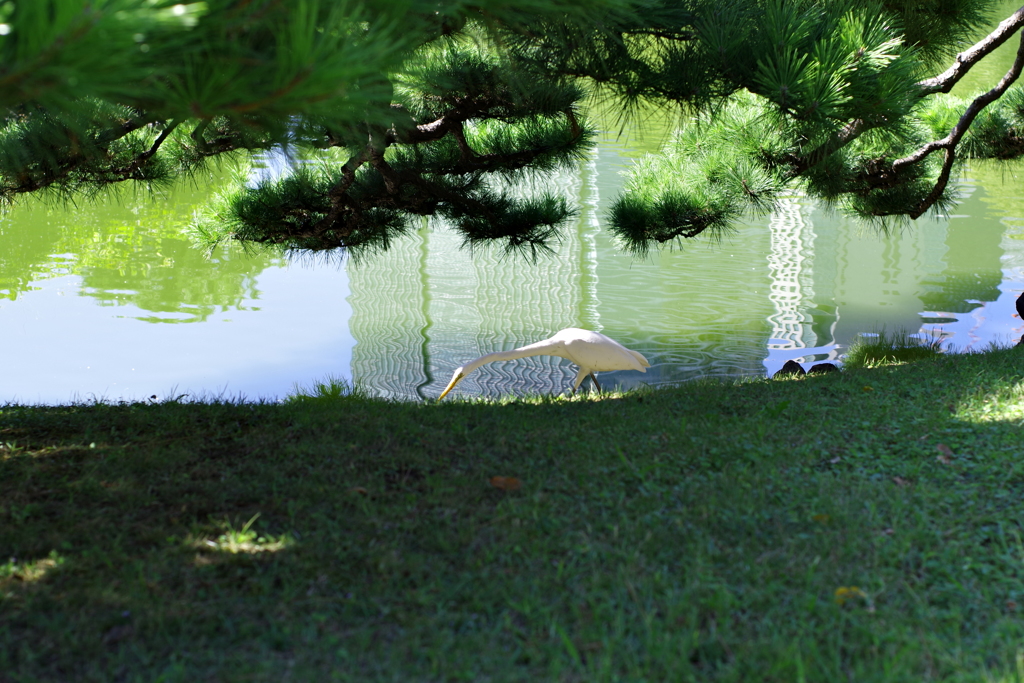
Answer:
892;28;1024;218
916;6;1024;96
138;121;178;163
451;122;475;161
787;8;1024;187
94;113;162;145
789;118;872;175
293;99;589;246
0;110;168;198
391;111;459;145
624;28;696;41
190;120;211;153
101;121;181;182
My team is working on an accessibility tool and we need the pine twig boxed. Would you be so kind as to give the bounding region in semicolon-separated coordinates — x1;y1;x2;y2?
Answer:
789;118;871;175
95;113;162;145
138;120;179;162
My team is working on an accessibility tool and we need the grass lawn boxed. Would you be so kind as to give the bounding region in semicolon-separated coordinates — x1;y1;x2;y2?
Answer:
3;346;1024;681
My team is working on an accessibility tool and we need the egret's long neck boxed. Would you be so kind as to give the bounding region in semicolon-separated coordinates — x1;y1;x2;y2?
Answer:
463;339;566;375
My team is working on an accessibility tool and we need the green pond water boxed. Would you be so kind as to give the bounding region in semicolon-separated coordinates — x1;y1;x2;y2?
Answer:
2;133;1023;403
4;12;1024;403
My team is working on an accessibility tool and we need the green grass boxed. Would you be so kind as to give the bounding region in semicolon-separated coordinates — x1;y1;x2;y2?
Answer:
843;328;944;369
3;347;1024;681
285;374;368;403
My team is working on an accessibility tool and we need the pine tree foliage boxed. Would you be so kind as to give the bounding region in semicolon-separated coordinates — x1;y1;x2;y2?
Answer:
195;37;596;259
536;0;1020;252
0;0;618;259
610;95;788;255
1;0;1023;259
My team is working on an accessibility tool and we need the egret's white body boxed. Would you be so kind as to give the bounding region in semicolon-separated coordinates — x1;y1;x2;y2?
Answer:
438;327;650;399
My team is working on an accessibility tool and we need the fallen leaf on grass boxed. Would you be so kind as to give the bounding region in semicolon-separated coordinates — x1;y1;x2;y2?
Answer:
862;386;874;392
834;586;865;605
347;487;368;496
490;476;522;491
892;476;910;487
834;586;875;612
812;514;830;524
936;442;953;464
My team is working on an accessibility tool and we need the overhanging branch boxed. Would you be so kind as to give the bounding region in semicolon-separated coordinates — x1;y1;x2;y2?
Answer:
916;6;1024;96
789;118;871;175
893;28;1024;218
307;106;586;240
787;6;1024;177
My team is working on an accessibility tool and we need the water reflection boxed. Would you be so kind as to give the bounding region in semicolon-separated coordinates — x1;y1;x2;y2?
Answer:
346;132;1024;400
347;164;598;399
0;176;354;404
0;184;281;322
2;115;1024;403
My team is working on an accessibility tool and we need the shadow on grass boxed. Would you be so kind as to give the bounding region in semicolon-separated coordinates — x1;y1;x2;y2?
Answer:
3;347;1024;680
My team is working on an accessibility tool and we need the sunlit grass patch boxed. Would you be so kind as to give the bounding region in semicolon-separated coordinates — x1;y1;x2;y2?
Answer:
843;328;942;369
190;513;294;556
0;440;23;459
0;550;65;588
957;377;1024;423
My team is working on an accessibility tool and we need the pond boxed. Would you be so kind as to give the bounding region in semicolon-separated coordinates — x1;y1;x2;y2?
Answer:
3;125;1023;405
5;31;1024;404
344;145;1024;400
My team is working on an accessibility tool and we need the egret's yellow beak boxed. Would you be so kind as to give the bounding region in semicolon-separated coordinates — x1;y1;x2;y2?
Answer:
438;373;464;400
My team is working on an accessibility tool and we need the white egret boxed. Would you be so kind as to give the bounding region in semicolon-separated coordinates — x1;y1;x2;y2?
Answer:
438;327;650;399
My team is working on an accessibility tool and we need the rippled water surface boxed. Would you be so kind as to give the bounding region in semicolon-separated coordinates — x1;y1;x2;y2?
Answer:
4;123;1024;403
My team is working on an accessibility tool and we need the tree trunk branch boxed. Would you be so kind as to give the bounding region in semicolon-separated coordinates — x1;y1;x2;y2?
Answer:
895;28;1024;218
310;144;373;238
788;118;870;175
787;7;1024;177
138;120;178;162
94;113;161;145
451;122;475;162
916;6;1024;96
